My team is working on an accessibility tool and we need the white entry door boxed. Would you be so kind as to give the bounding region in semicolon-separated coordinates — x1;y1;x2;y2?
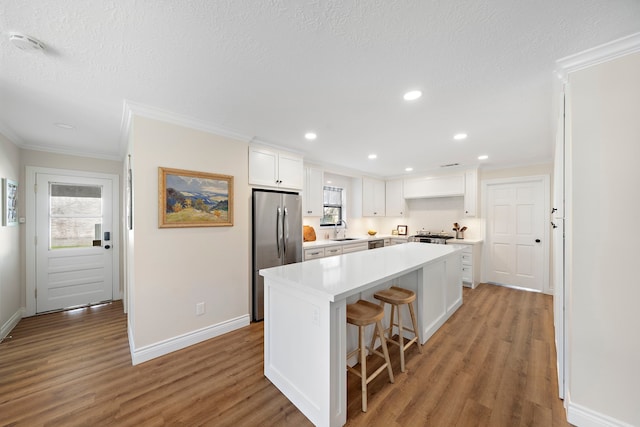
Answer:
485;177;547;292
35;173;115;313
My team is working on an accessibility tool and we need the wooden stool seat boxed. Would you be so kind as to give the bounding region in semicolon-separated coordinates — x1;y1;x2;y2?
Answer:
371;286;422;373
346;300;394;412
373;286;416;305
347;299;385;326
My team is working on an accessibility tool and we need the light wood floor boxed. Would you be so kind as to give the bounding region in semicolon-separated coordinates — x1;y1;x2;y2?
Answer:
0;284;572;426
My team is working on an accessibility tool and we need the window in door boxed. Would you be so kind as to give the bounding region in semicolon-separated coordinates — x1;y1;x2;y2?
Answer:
50;183;103;249
320;186;344;226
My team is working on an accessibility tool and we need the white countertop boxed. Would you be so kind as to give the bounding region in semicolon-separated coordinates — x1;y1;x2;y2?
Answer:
303;234;408;249
449;238;483;245
260;242;462;302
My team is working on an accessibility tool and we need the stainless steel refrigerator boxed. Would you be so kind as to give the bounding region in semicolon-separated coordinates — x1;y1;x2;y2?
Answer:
252;189;302;321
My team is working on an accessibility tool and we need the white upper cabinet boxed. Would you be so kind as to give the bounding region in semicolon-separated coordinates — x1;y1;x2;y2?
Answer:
464;170;478;217
303;167;323;216
362;177;385;217
385;179;406;217
403;174;465;199
249;146;303;190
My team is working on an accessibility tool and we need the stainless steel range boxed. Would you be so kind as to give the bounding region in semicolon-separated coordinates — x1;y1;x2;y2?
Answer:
409;231;454;244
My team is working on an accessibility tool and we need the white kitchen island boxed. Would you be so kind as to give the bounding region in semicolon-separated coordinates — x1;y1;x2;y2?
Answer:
259;242;463;427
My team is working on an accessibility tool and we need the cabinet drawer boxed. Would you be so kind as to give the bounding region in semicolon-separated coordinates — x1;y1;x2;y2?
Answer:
342;243;369;254
462;253;472;265
304;248;325;260
324;246;343;257
462;266;472;282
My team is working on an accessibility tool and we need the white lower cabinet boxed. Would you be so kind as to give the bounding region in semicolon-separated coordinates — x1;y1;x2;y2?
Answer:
304;241;368;260
389;238;407;245
341;242;369;253
457;243;481;288
303;248;325;260
324;246;343;257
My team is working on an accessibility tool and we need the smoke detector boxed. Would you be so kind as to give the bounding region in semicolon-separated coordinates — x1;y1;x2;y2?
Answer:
9;32;45;52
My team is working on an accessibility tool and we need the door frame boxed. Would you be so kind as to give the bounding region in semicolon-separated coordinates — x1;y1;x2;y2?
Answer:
481;175;551;294
25;166;121;316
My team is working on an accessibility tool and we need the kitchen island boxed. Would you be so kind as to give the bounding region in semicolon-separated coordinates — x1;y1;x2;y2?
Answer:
260;242;463;427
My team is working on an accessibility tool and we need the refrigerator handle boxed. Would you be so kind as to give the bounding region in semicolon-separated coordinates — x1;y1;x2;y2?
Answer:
276;207;282;258
283;207;288;257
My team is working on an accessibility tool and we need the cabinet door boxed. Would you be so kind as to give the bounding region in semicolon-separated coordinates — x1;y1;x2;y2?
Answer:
363;177;385;216
303;167;324;216
385;179;405;216
249;147;278;187
464;170;477;217
404;174;465;199
278;153;304;190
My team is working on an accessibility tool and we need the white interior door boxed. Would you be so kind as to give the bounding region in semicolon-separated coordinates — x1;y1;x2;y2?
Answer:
485;178;546;292
35;173;115;313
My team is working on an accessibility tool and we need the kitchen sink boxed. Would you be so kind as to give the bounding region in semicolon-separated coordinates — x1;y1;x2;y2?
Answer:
331;238;361;241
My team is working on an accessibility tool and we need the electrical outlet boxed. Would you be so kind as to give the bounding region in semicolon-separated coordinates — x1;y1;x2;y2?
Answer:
196;302;205;316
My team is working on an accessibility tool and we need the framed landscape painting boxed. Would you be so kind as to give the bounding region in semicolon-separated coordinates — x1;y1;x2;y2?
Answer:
158;167;233;228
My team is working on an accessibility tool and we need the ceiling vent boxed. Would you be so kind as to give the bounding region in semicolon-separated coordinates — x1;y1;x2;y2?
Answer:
9;32;45;52
440;162;460;168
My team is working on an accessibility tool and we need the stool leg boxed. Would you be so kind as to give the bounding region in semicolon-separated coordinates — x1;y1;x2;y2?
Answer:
408;301;422;353
397;304;406;372
359;325;368;412
388;304;396;341
369;302;383;353
376;320;394;384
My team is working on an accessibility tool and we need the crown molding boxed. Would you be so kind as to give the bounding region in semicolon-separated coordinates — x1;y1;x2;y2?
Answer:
555;32;640;82
19;142;122;161
120;100;253;156
0;121;24;146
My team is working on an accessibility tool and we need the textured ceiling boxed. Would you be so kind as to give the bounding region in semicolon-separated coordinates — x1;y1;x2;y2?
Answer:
1;1;640;177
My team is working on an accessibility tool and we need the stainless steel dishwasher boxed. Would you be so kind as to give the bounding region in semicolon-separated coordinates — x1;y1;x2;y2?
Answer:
368;239;384;249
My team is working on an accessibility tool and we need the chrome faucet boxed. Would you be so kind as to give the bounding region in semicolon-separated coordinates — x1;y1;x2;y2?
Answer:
334;219;348;239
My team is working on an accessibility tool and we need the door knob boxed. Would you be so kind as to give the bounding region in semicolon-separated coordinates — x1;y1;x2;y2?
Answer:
535;239;540;243
105;245;111;249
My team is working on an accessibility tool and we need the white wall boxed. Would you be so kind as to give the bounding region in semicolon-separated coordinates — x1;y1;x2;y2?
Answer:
567;52;640;426
0;133;21;340
129;116;250;358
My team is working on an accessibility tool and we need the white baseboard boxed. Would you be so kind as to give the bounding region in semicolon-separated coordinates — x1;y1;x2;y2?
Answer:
567;401;635;427
130;315;251;365
0;307;24;341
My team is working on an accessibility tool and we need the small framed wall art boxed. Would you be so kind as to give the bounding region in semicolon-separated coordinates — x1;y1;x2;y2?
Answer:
3;178;18;226
158;167;234;228
397;225;408;236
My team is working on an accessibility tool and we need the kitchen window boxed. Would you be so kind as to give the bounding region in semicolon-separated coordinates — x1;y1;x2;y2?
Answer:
321;186;344;226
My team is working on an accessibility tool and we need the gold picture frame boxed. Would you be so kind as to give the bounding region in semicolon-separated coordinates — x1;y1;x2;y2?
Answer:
158;167;233;228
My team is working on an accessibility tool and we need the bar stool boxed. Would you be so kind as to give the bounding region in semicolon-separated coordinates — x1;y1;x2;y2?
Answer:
346;299;394;412
371;286;422;372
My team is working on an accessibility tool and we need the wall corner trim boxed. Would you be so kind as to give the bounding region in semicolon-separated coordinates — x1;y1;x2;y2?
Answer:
555;32;640;82
130;314;251;365
121;100;253;155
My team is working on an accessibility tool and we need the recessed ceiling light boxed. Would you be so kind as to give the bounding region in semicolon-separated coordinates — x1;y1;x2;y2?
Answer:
54;123;75;130
326;180;332;184
403;90;422;101
9;32;45;52
405;167;413;172
368;154;377;160
478;155;489;160
304;132;317;140
453;133;467;140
